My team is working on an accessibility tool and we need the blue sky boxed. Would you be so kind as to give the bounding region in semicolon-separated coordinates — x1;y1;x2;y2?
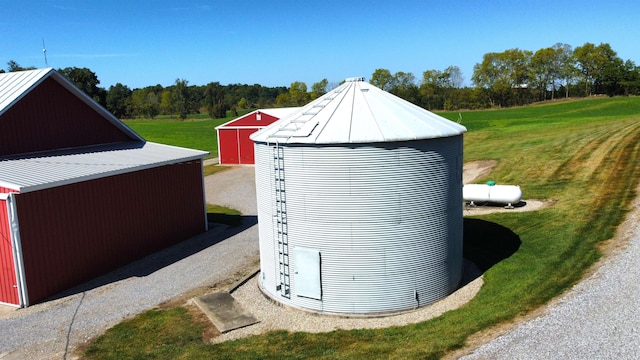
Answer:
3;0;638;89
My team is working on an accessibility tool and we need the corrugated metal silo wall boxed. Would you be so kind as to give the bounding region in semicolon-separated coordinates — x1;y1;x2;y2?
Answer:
255;136;463;314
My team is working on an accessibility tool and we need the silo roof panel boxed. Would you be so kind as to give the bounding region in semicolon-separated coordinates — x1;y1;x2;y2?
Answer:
250;78;466;144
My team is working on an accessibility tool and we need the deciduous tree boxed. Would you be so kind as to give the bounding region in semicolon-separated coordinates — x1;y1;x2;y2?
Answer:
311;79;328;100
472;49;532;107
204;81;228;118
172;78;191;120
573;42;617;96
288;81;309;105
7;60;36;72
106;83;132;118
58;67;106;105
370;69;395;91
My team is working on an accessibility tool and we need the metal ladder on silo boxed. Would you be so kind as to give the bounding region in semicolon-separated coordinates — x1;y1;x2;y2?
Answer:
273;142;291;298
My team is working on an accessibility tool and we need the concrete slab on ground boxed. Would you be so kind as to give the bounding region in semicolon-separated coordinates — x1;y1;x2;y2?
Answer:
194;292;259;333
0;304;16;317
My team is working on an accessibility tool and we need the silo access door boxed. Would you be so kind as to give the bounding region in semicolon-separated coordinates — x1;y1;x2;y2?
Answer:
294;247;321;300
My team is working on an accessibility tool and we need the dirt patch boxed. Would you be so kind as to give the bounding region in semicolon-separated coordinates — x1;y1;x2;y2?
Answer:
464;160;498;184
463;199;555;216
186;303;222;342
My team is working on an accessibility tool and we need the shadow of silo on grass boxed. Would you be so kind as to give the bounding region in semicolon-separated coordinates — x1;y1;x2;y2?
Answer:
463;217;521;274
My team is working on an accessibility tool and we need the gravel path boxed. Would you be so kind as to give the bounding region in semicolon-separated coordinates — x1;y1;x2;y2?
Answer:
460;187;640;359
0;165;260;359
213;262;483;344
204;165;256;216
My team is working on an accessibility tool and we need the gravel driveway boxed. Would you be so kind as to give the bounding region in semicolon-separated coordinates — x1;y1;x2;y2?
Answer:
0;165;259;359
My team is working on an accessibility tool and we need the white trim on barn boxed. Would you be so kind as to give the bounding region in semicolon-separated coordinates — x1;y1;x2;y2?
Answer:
6;193;27;307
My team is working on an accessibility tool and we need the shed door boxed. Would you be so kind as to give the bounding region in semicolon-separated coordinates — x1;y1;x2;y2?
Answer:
238;128;257;164
0;195;19;305
218;129;240;164
294;247;321;300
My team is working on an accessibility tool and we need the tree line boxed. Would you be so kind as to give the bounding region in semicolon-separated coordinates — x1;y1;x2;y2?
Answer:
371;42;640;110
4;41;639;118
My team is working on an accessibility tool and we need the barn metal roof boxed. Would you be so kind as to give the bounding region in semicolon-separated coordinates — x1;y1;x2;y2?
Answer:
215;107;301;129
0;68;142;141
0;142;208;193
250;77;467;144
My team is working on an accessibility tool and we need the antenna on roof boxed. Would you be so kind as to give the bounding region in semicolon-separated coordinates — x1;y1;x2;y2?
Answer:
42;38;48;67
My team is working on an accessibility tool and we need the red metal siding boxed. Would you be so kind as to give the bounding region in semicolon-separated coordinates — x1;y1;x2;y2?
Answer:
0;77;134;156
218;127;262;165
218;128;240;164
13;161;206;304
217;111;284;165
0;197;19;305
238;128;257;164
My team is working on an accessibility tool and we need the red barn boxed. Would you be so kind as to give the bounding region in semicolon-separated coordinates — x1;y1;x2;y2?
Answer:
0;69;209;307
216;108;299;164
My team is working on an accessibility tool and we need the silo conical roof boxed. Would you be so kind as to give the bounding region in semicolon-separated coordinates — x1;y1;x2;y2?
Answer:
250;77;466;144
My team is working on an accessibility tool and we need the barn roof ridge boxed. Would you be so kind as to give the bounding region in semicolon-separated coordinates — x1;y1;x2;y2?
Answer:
215;107;301;129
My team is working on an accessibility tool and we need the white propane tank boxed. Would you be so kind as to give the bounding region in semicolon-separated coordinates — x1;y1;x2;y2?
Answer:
463;181;522;208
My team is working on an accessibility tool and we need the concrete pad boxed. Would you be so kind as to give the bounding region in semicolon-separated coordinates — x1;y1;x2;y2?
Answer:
194;292;259;333
0;304;17;318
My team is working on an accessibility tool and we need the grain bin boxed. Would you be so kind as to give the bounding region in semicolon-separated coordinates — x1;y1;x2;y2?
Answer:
250;77;467;315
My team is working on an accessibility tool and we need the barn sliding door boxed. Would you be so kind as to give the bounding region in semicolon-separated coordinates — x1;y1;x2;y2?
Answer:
0;194;19;306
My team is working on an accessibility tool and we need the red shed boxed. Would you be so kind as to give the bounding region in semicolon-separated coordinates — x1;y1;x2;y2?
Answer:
216;108;299;164
0;69;209;307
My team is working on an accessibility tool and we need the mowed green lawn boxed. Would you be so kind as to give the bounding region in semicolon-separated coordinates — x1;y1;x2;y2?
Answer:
124;110;253;158
84;97;640;359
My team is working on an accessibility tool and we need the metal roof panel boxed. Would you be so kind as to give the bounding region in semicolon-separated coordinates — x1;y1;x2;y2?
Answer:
0;68;52;117
215;107;301;129
251;78;466;144
0;142;208;192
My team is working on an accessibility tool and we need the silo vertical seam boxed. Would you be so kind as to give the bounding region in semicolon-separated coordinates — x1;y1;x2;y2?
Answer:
359;83;386;141
307;83;350;142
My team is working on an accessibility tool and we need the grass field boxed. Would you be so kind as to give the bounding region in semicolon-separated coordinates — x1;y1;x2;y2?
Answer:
84;97;640;359
123;109;253;158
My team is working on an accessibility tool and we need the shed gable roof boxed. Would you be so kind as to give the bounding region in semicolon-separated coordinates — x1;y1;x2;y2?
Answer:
216;107;300;129
0;69;209;192
0;68;142;157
